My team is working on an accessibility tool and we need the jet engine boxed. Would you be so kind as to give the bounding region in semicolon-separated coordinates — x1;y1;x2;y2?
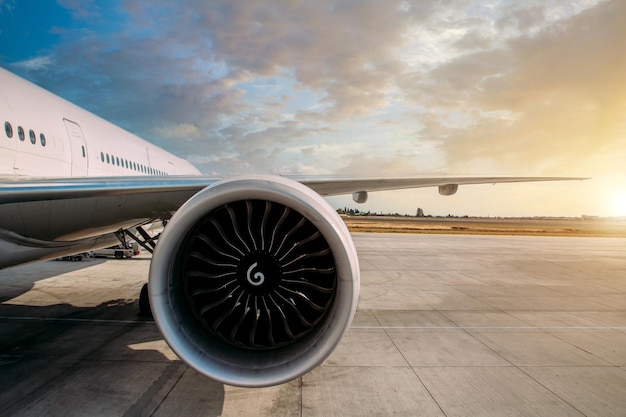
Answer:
438;184;459;196
149;175;360;387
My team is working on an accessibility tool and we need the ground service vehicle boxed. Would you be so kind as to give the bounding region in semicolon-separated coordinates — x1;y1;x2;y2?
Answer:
93;242;139;259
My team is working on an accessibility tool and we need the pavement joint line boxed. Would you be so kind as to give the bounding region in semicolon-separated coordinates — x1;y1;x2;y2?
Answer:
0;316;154;324
352;325;626;330
1;317;624;330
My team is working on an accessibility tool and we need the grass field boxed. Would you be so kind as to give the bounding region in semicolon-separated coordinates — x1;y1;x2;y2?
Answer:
342;216;626;238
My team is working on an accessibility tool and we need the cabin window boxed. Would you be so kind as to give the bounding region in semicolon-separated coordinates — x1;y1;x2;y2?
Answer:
40;133;46;147
116;156;120;166
4;122;12;138
106;153;110;164
18;126;25;141
29;129;36;144
81;146;86;158
125;160;129;169
101;152;105;162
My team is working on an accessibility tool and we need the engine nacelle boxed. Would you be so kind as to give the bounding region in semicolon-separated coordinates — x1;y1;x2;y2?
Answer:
149;175;360;387
438;184;458;196
352;191;368;204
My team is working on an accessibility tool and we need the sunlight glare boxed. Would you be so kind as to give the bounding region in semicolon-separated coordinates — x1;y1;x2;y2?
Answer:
612;193;626;217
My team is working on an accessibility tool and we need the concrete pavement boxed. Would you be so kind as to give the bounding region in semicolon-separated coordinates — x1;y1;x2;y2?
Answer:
1;233;625;416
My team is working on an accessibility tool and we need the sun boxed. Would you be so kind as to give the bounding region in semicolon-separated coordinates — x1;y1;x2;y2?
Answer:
611;193;626;217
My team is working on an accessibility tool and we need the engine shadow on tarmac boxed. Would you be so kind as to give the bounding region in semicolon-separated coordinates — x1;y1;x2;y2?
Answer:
0;302;227;416
0;258;108;303
0;262;227;416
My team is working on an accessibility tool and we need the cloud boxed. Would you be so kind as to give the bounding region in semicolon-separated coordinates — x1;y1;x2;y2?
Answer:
135;0;432;121
152;123;202;140
404;0;625;176
13;56;53;70
5;0;623;217
187;152;251;176
4;1;452;172
56;0;102;18
0;0;15;13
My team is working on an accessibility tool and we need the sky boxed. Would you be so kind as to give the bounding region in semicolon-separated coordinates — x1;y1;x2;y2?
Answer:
1;0;625;217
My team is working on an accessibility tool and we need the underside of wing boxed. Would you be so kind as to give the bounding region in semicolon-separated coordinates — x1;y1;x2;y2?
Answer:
0;176;221;268
0;176;221;242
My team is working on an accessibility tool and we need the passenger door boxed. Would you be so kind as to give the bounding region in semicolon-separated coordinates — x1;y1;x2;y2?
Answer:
63;119;88;176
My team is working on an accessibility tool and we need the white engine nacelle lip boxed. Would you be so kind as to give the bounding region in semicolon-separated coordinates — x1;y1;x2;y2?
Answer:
149;174;360;387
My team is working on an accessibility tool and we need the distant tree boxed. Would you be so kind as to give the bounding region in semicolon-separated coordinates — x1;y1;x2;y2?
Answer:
416;207;424;217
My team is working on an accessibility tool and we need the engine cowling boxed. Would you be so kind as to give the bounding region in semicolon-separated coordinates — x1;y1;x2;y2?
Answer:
438;184;459;196
149;175;360;387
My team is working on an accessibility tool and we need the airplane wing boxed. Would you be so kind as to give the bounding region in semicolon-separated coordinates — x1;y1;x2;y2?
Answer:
0;174;587;205
0;174;587;267
0;174;587;238
290;176;589;196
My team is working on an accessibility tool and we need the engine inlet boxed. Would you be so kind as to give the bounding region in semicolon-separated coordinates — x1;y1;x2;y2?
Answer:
180;200;337;349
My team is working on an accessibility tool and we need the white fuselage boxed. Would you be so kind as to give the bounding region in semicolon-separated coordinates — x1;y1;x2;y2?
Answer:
0;67;200;178
0;67;204;268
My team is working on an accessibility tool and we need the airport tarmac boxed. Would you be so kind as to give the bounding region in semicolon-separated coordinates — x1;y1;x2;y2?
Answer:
1;233;626;416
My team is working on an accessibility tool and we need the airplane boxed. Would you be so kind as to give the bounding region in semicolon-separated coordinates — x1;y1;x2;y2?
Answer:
0;67;587;387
